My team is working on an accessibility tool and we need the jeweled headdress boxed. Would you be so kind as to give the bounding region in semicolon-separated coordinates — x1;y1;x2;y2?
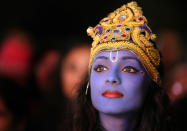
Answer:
87;1;161;84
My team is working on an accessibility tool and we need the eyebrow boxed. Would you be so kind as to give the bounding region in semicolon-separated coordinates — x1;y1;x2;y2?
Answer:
95;56;108;61
94;56;140;63
122;56;143;66
121;56;139;61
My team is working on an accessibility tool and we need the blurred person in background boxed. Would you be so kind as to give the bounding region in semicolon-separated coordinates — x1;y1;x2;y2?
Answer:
60;43;90;101
156;28;187;131
35;50;60;93
166;63;187;103
0;29;40;131
54;36;90;130
25;38;61;131
166;63;187;130
0;76;30;131
31;49;61;131
156;29;183;81
0;29;35;87
27;36;90;130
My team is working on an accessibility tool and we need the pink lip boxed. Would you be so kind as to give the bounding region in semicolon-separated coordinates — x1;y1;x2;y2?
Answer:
102;90;124;98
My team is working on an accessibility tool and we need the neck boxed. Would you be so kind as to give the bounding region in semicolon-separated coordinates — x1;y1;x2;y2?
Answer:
99;112;138;131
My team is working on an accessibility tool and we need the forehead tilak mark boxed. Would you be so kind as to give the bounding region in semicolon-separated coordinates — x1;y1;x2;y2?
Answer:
110;51;119;63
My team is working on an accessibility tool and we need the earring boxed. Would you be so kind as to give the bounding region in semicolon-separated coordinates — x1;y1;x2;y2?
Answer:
85;82;90;95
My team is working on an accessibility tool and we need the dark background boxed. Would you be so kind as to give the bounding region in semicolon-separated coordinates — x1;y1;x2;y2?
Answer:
0;0;186;50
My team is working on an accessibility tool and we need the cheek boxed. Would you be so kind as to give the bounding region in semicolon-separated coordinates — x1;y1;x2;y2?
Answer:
61;71;80;100
121;73;146;90
122;74;149;108
90;72;107;105
61;70;74;91
90;73;102;95
90;73;103;87
62;71;72;82
90;70;108;91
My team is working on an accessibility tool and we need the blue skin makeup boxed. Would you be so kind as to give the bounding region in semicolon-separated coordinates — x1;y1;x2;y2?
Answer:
90;50;151;131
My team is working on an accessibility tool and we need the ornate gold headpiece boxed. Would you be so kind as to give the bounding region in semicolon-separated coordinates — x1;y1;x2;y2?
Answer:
87;1;161;84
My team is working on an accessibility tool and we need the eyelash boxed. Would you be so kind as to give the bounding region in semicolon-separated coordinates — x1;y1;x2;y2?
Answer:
122;66;139;73
94;65;108;72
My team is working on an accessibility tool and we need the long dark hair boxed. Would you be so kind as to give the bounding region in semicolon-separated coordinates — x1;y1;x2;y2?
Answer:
72;62;172;131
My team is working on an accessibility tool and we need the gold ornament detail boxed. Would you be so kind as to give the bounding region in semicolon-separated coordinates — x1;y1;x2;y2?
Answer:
87;1;161;84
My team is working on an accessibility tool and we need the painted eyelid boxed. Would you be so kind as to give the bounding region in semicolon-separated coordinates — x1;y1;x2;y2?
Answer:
122;66;139;72
94;64;107;69
93;64;107;68
94;64;108;72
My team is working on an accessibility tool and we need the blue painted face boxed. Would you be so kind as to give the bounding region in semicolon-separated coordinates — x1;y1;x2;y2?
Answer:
90;50;151;115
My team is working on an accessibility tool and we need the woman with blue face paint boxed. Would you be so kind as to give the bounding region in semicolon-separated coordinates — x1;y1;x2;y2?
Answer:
72;2;171;131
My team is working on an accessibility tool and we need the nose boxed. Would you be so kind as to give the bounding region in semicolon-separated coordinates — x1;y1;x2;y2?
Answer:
105;70;121;85
106;79;119;85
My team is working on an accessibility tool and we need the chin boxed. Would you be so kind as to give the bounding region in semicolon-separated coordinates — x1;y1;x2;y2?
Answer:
103;110;127;115
95;103;142;115
96;105;130;115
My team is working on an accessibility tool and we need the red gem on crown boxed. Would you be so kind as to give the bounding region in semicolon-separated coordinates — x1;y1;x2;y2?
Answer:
117;24;122;27
138;16;144;21
103;35;108;39
121;34;127;37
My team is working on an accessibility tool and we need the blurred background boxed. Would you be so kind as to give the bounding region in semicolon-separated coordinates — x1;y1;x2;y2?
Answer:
0;0;186;130
0;0;186;46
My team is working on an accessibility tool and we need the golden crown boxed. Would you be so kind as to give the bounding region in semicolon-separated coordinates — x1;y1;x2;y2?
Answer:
87;1;161;84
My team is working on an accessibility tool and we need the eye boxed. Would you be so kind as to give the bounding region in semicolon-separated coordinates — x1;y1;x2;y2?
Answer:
122;66;138;73
94;65;108;72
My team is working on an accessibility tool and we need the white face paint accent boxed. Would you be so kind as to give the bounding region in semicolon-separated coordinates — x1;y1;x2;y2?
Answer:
110;51;119;63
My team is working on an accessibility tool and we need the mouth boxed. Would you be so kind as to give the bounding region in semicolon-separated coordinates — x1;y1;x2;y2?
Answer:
102;90;124;98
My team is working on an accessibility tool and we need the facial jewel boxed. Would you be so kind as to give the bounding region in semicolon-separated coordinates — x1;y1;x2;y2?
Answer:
102;90;124;98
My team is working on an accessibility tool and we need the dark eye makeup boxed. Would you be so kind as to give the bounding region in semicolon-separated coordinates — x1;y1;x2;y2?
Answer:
122;66;139;73
93;64;140;74
94;64;108;72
